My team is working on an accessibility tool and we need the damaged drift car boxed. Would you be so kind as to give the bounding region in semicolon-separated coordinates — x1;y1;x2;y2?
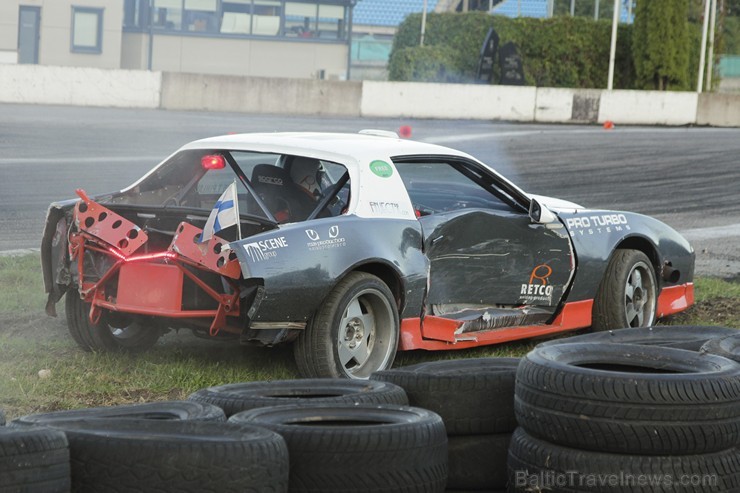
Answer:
41;131;695;379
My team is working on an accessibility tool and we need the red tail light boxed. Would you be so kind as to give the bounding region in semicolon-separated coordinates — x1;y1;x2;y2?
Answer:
201;154;226;170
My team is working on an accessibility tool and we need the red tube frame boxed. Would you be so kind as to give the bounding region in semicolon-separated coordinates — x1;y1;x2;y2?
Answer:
69;230;241;336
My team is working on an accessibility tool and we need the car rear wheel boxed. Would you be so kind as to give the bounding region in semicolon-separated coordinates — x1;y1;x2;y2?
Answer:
293;272;399;379
592;249;657;331
65;291;161;352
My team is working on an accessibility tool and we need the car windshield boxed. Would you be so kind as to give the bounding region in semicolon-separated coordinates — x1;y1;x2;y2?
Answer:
105;149;350;224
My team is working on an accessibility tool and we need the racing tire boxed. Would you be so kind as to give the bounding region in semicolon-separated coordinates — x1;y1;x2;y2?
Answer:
515;342;740;455
370;357;520;435
446;433;511;490
592;249;657;331
229;403;448;493
507;428;740;493
188;378;408;417
44;419;289;493
538;325;738;351
0;426;71;492
10;401;226;427
65;291;161;353
701;333;740;363
293;272;399;379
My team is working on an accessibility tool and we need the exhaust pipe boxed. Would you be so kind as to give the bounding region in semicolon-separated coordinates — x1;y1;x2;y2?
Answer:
661;262;680;283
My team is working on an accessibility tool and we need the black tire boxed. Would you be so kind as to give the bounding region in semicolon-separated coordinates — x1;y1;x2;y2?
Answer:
508;428;740;493
293;272;399;379
188;378;408;417
10;401;225;427
538;325;738;351
0;426;70;492
45;419;288;493
230;403;448;493
0;409;4;426
65;291;161;352
702;333;740;363
515;342;740;455
592;249;657;331
371;357;519;435
447;434;511;490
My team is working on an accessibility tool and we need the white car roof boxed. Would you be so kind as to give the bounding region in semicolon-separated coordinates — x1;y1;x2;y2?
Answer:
181;132;475;166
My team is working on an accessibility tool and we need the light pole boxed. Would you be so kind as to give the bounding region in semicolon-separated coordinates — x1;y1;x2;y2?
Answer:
420;0;428;46
706;0;718;90
697;0;712;92
147;0;154;71
607;0;619;90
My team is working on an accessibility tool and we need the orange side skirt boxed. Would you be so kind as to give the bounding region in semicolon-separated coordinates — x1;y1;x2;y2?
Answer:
399;282;694;351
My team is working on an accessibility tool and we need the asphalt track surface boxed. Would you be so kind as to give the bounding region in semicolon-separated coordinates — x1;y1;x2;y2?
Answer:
0;103;738;278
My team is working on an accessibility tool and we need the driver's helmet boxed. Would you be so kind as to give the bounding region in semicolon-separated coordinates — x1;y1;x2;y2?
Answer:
289;156;322;199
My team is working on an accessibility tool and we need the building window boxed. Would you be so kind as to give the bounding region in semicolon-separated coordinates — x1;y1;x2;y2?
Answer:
144;0;349;40
153;0;184;30
71;7;104;53
285;2;317;37
184;0;219;32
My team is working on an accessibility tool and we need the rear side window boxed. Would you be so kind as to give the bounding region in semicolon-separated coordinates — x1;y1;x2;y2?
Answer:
108;149;350;223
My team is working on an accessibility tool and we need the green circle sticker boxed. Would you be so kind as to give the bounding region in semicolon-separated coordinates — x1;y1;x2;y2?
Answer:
369;160;393;178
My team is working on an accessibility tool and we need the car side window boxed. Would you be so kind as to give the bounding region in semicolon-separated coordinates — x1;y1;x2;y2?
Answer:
393;160;524;216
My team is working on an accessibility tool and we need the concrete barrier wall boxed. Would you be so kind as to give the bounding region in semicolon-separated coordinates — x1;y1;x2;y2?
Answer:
598;90;698;126
361;81;536;121
0;64;160;108
535;88;575;123
0;64;738;127
160;73;362;117
696;93;740;127
535;88;601;123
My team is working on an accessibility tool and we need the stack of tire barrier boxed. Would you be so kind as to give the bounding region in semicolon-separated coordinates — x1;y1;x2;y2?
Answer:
8;400;289;492
5;379;446;492
230;403;448;492
509;326;740;492
372;358;520;492
189;378;448;492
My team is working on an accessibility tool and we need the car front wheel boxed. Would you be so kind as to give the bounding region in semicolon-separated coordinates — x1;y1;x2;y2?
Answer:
293;272;399;379
592;249;657;331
